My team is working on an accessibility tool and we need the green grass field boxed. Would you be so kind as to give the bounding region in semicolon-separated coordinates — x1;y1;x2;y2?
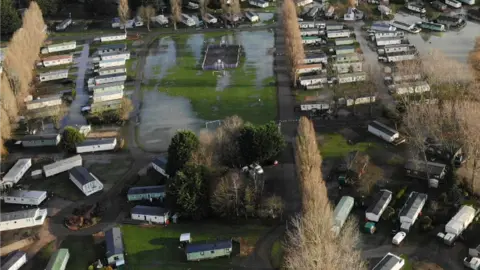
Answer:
147;33;276;124
319;134;376;158
270;239;283;269
122;221;269;270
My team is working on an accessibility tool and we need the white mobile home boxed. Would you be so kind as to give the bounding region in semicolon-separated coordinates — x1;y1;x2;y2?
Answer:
0;208;48;232
399;192;428;232
42;54;73;67
327;30;351;39
343;95;376;106
334;37;356;46
334;61;363;74
1;251;27;270
76;138;117;154
375;37;403;47
337;72;367;84
332;196;354;235
96;59;127;69
94;73;127;85
2;158;32;186
131;205;169;224
381;50;418;63
90;82;124;94
377;44;415;55
296;64;323;75
389;81;430;95
41;41;77;54
245;11;260;22
56;19;72;31
300;103;330;112
38;69;69;82
181;14;196;27
372;31;405;39
295;0;313;6
99;33;127;43
105;227;125;266
203;13;218;24
303;53;328;64
336;53;361;63
368;121;405;145
326;23;344;31
26;95;62;110
445;0;462;8
440;205;476;245
100;52;130;61
391;21;422;33
45;249;70;270
152;156;169;178
43;155;83;178
366;189;392;222
97;66;127;76
405;2;427;13
300;29;320;37
90;99;123;113
298;74;328;86
3;190;47;206
371;22;396;32
299;21;326;29
97;44;128;55
22;134;61;148
92;89;124;103
404;159;447;181
69;166;104;196
372;253;405;270
249;0;269;7
336;45;355;55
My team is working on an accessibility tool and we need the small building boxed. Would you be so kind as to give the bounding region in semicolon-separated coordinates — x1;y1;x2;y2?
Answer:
97;66;127;76
371;22;396;32
245;11;260;22
249;0;269;8
366;189;392;222
203;13;217;24
105;227;125;266
45;249;70;270
90;81;125;94
298;74;328;86
334;61;363;74
2;158;32;186
375;37;403;47
295;64;323;75
436;15;466;29
405;2;426;13
92;89;124;103
3;190;47;206
336;45;355;55
337;72;367;84
76;138;117;154
151;156;169;178
334;37;355;46
56;18;72;31
327;29;351;39
26;95;62;110
96;59;127;69
22;134;61;148
127;185;166;201
94;74;127;85
99;52;130;61
77;125;91;136
302;36;323;45
373;31;404;39
303;53;328;64
97;44;128;55
431;1;448;11
90;99;123;113
332;196;354;235
326;23;344;31
181;13;196;26
300;29;320;37
344;7;364;21
43;155;83;178
368;121;405;145
1;251;27;270
294;0;313;6
399;191;428;232
69;166;104;196
99;33;127;43
377;44;415;55
42;54;73;67
335;53;361;62
372;253;405;270
41;41;77;54
186;240;233;261
131;205;169;224
404;159;447;180
0;208;48;232
38;69;69;82
388;81;430;95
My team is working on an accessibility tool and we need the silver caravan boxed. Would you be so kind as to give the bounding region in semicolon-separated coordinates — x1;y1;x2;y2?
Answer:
92;89;124;103
377;44;415;55
327;30;351;39
379;50;418;63
375;37;403;47
298;74;328;86
38;69;69;82
388;81;430;95
337;72;367;84
96;66;127;76
43;155;83;177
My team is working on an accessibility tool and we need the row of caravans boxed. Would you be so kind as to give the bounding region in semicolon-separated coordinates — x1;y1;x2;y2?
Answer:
41;41;77;54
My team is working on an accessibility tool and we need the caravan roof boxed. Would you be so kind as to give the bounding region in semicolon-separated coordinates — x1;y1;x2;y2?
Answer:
399;192;427;219
367;190;392;216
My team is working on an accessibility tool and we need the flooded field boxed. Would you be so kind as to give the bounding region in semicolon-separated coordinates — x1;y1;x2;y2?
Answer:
137;30;276;151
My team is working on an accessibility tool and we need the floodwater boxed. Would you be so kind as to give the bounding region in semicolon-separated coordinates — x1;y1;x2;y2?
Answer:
137;31;274;151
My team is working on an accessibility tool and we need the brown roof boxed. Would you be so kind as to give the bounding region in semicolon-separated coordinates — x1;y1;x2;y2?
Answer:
42;54;72;61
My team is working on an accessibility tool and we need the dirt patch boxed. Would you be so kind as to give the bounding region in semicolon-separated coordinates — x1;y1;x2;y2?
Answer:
26;221;56;257
86;130;119;138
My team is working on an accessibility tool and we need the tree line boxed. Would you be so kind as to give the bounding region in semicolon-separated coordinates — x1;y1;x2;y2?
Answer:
282;0;304;86
164;116;286;221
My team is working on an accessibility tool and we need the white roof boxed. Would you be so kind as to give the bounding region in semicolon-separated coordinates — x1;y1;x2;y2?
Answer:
5;190;46;199
2;158;31;182
43;155;82;172
446;205;475;233
180;233;191;242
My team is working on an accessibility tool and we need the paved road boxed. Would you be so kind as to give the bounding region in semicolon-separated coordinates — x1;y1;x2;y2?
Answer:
61;42;89;128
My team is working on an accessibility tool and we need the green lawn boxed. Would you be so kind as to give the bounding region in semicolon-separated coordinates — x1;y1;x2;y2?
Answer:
122;221;269;270
319;134;375;158
400;255;413;270
125;59;137;78
270;239;283;269
153;33;277;124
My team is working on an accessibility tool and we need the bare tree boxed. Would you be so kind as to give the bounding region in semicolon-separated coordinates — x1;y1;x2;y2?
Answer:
138;5;156;31
170;0;182;30
243;184;256;218
118;0;130;34
211;171;244;217
200;0;210;24
357;164;383;196
469;37;480;81
282;0;305;87
221;0;241;26
258;195;284;219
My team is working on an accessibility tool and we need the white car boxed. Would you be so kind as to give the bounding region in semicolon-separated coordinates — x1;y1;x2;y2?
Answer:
242;163;264;176
392;232;406;245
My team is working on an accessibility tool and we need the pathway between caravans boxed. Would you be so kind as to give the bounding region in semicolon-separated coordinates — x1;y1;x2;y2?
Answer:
61;43;89;128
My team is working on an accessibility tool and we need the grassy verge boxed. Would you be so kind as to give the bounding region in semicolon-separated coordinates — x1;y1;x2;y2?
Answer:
270;239;284;269
400;254;413;270
319;133;376;158
122;221;269;270
126;59;137;78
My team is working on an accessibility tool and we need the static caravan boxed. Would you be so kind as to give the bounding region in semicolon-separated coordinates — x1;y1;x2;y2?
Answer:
295;0;313;7
385;72;422;84
337;72;367;84
372;253;405;270
334;37;355;46
336;45;355;55
0;208;48;232
97;66;127;76
417;21;446;32
245;11;260;22
444;205;475;236
204;13;218;24
336;53;361;62
404;159;447;180
105;227;125;266
380;50;418;63
372;31;405;39
38;69;69;82
298;74;328;86
96;59;126;68
26;95;62;110
181;14;196;27
377;44;415;55
458;0;475;4
91;82;123;94
45;249;70;270
445;0;462;8
42;54;73;67
92;89;124;103
94;73;127;85
3;190;47;206
127;185;166;201
300;103;330;112
390;21;422;33
332;196;354;235
436;15;466;28
303;53;328;64
366;189;393;222
368;121;405;145
299;21;326;29
300;29;319;37
431;0;448;10
41;41;77;54
399;192;427;232
43;155;83;178
100;52;130;61
1;251;27;270
375;37;403;47
302;36;324;45
69;166;104;196
296;64;323;75
100;33;127;43
97;44;127;55
389;81;430;95
185;2;199;10
22;134;61;148
131;205;169;224
2;158;32;185
90;99;123;113
405;2;427;13
56;19;72;31
326;23;344;31
334;61;363;74
327;30;351;39
371;22;396;32
344;95;376;106
308;7;320;18
249;0;269;8
152;156;169;178
76;138;117;154
186;240;233;261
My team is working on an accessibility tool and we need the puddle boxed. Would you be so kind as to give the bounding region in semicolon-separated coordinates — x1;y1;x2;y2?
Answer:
215;71;231;92
238;30;274;88
258;13;274;21
143;37;177;81
186;33;205;61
